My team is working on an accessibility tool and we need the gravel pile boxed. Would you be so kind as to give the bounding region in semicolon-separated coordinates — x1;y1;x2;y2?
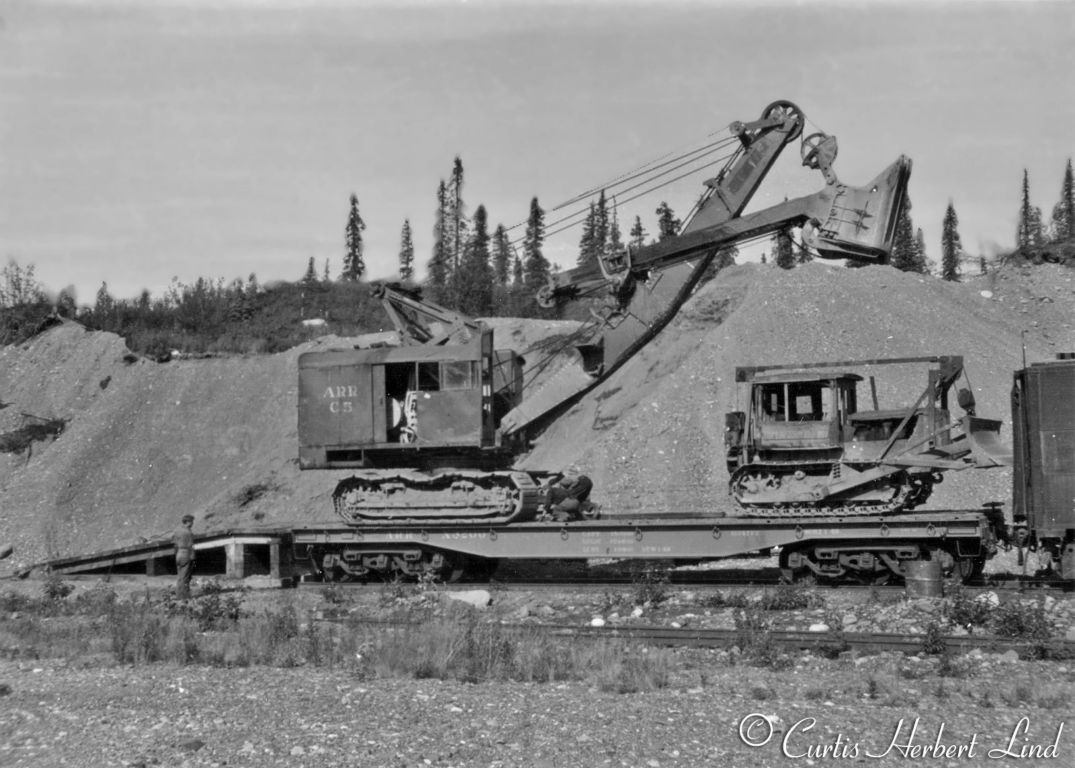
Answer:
522;261;1075;517
2;261;1074;569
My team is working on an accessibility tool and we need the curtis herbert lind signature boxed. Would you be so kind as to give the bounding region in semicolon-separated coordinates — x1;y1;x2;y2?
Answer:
738;714;1065;760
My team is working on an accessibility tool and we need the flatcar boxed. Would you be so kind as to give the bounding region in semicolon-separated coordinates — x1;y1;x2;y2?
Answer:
291;354;1074;586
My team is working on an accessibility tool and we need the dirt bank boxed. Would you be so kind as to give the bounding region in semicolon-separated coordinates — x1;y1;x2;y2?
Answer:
2;262;1072;567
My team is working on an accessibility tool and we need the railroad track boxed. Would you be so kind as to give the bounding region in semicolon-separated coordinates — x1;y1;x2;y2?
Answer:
310;613;1075;658
544;624;1075;657
299;572;1069;593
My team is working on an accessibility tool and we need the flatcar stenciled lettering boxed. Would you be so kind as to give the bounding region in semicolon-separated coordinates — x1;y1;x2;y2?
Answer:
323;385;359;413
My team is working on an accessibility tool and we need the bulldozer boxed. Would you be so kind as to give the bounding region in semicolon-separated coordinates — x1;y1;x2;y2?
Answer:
724;356;1012;515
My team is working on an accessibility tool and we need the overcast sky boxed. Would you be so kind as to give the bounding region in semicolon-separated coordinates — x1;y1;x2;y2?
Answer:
1;0;1073;304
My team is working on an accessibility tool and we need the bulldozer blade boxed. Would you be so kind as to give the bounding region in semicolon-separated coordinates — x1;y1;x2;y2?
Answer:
962;416;1013;467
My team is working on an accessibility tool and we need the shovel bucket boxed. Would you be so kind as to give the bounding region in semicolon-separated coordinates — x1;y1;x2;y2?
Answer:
962;416;1013;467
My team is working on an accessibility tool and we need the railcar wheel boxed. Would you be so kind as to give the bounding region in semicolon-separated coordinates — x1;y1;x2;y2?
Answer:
434;554;466;583
863;570;893;586
778;548;815;584
948;555;986;584
466;557;500;582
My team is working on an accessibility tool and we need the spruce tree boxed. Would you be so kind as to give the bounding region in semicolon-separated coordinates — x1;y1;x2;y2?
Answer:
577;202;598;268
343;193;366;281
606;200;624;262
772;227;795;269
226;280;248;322
447;157;467;273
655;202;680;240
512;254;524;285
458;205;494;316
509;255;525;316
522;197;550;314
795;234;813;264
1015;169;1044;255
491;224;513;315
94;282;116;330
713;246;737;271
593;190;609;258
302;256;318;286
492;225;511;286
1050;158;1075;243
941;201;962;281
890;192;925;272
398;219;415;281
914;228;929;273
322;259;330;283
1029;205;1045;249
577;192;610;269
629;215;647;249
428;181;449;302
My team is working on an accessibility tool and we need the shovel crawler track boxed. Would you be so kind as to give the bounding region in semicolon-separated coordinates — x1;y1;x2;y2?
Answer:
333;470;547;526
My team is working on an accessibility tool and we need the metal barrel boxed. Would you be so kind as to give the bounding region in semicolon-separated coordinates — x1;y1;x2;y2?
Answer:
903;558;943;598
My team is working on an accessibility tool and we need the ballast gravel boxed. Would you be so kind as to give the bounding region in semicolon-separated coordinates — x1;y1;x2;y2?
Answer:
1;656;1073;768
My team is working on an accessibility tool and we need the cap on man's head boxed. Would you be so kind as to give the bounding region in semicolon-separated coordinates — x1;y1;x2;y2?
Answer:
181;514;195;523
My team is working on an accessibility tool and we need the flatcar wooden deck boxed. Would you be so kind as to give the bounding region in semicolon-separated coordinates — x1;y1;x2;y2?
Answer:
25;508;1002;585
29;528;292;582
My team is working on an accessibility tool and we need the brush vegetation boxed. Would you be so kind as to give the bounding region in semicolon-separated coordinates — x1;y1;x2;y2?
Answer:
0;578;672;693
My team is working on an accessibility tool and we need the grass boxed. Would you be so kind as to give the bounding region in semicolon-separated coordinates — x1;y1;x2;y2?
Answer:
3;575;1068;704
631;566;671;607
756;583;825;611
697;583;824;612
0;579;674;693
733;609;788;669
940;587;1058;658
991;600;1053;641
943;584;994;630
597;566;673;614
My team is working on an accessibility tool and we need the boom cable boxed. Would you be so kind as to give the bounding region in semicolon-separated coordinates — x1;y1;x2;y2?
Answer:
506;135;741;233
548;135;741;215
511;145;739;249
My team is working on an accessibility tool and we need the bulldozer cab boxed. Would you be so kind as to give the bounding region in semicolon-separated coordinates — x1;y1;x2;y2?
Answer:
751;373;861;450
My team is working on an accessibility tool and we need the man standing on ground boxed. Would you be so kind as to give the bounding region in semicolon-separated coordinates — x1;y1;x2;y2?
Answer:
173;514;195;599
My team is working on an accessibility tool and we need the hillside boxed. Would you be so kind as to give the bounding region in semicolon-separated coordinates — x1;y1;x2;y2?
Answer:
522;262;1074;516
0;318;581;567
2;262;1073;569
